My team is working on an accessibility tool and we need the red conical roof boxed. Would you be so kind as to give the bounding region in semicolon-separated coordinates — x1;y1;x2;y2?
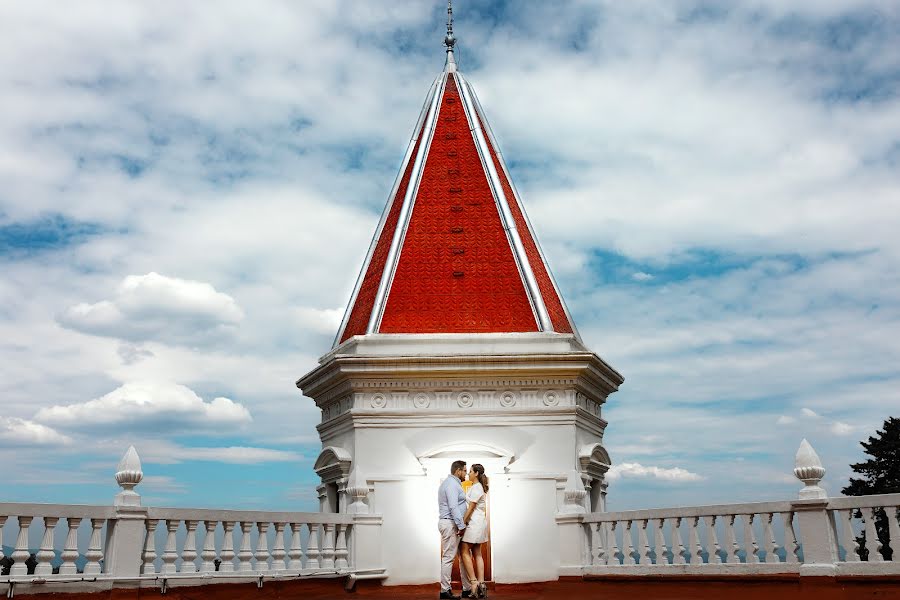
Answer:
335;56;577;346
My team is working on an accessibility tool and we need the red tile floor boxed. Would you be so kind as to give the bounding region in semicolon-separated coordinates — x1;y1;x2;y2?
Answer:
15;576;900;600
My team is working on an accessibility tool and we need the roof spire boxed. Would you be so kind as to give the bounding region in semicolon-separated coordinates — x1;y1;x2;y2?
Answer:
444;0;457;70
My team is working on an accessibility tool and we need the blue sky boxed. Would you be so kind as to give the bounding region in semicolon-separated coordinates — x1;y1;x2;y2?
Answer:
0;0;898;512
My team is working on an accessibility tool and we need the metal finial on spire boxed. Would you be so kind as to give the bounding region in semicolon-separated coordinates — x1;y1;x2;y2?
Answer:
444;0;456;52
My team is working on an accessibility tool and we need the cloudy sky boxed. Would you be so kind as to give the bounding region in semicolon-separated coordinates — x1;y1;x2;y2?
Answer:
1;0;898;511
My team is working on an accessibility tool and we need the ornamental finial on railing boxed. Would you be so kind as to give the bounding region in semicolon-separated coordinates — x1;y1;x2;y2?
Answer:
115;445;143;506
794;439;827;500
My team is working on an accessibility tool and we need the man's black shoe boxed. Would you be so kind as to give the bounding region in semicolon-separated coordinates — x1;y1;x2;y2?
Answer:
439;590;460;600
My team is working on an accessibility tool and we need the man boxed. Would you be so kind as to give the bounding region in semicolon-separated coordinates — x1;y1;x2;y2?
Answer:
437;460;472;599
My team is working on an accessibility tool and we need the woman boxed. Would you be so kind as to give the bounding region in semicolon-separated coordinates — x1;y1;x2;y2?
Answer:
461;464;489;598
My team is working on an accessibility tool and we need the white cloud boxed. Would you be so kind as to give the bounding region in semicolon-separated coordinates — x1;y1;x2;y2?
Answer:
34;381;251;431
293;306;344;337
798;408;856;436
776;415;796;425
830;421;855;436
0;417;72;446
176;446;301;464
631;272;654;281
58;273;244;346
141;475;187;494
134;440;302;465
607;462;704;482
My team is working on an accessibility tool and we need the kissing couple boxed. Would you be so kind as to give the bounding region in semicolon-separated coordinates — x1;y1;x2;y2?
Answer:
437;460;489;599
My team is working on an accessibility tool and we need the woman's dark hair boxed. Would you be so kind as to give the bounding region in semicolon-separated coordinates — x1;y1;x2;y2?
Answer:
472;463;489;492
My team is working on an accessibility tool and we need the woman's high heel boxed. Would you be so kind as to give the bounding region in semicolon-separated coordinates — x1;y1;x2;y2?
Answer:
478;582;488;598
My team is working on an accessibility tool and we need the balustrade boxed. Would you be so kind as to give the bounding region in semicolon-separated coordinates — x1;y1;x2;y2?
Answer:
583;495;900;575
586;502;800;571
0;446;373;592
0;504;355;581
828;494;900;567
134;511;354;575
0;504;113;578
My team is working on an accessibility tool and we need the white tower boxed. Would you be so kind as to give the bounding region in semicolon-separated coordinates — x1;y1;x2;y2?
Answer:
297;7;623;584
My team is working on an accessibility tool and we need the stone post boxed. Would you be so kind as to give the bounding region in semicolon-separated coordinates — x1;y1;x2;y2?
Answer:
346;472;383;572
346;469;370;515
556;471;589;576
104;446;150;578
790;439;839;576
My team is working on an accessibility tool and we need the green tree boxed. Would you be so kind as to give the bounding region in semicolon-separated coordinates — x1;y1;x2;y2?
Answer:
841;416;900;560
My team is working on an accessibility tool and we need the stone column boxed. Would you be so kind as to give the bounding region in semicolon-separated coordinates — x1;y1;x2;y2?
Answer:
791;439;839;576
105;446;150;578
556;471;588;576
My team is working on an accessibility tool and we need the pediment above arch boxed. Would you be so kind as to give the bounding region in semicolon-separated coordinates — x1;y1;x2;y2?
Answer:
314;445;352;483
578;443;611;479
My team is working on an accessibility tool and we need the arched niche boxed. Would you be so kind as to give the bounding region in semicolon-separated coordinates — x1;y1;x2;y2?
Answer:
578;443;611;512
313;446;352;513
417;441;514;479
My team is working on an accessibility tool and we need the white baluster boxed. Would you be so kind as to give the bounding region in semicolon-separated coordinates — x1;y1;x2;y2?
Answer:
672;517;686;565
763;513;780;563
724;515;740;563
654;518;668;565
35;517;58;575
141;519;158;575
0;516;5;566
888;507;900;563
335;524;349;570
61;517;82;575
201;520;217;572
638;520;651;565
606;521;619;566
181;520;198;573
255;522;270;571
781;512;800;564
272;523;286;571
741;514;760;563
238;521;254;571
219;521;236;572
863;507;884;562
591;522;604;566
321;523;336;569
622;520;636;565
11;516;33;576
306;523;320;569
84;518;104;575
688;516;702;564
161;520;179;574
288;523;304;570
704;516;721;564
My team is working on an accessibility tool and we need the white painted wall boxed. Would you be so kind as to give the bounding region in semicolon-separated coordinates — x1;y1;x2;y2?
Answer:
298;333;623;585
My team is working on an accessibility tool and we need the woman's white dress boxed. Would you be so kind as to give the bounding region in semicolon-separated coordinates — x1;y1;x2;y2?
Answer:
462;482;488;544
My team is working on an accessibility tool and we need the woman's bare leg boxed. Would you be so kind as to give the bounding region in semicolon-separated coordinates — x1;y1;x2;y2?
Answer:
460;542;477;588
473;543;485;583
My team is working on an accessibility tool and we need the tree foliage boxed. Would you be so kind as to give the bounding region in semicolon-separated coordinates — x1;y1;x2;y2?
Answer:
841;416;900;560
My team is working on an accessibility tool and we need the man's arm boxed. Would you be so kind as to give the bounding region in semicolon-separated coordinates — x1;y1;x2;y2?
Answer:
446;484;466;530
463;501;476;525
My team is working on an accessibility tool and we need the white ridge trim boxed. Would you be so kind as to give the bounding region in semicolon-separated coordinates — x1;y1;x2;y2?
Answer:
456;73;552;331
465;82;581;340
367;73;448;334
334;77;441;347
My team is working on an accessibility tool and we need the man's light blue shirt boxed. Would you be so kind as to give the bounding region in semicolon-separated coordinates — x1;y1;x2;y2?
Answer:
438;475;467;530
